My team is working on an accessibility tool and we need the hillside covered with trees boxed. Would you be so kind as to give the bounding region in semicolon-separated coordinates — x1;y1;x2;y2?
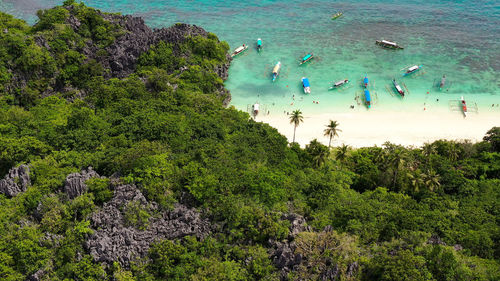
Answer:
0;1;499;280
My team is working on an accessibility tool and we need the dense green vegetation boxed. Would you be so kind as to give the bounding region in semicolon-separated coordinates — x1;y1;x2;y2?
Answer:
0;3;499;280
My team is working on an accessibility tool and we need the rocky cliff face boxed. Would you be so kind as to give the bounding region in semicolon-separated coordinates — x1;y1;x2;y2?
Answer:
0;165;30;197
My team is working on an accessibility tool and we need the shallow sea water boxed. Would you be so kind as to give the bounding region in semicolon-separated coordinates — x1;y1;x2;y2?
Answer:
1;0;499;117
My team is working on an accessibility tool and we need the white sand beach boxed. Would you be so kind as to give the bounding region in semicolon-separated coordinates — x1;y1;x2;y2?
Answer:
255;109;500;148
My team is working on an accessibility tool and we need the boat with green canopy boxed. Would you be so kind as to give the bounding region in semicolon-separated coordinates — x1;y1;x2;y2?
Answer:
299;53;314;65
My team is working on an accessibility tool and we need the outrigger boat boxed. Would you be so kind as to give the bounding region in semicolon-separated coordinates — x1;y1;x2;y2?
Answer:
252;103;260;117
230;44;248;57
392;79;405;97
257;38;262;52
375;39;404;50
461;96;467;117
363;75;369;88
364;89;371;108
439;75;446;90
331;12;343;20
302;77;311;94
402;65;423;76
299;53;314;65
272;61;281;82
329;79;349;90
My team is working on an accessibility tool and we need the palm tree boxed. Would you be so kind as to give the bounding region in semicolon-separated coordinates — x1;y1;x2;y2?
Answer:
335;144;350;163
289;110;304;143
306;139;330;168
387;148;406;191
324;120;342;148
423;169;441;192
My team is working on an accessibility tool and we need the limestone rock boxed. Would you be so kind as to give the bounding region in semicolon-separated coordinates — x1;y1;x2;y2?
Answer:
85;184;212;267
63;167;100;199
0;164;30;197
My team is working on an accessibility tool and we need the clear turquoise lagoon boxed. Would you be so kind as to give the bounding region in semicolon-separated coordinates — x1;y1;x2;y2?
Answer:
2;0;499;116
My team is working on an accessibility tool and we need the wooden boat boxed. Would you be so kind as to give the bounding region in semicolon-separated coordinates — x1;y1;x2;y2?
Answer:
257;38;262;52
392;79;405;97
364;89;371;108
252;103;260;116
375;39;404;50
329;79;349;90
231;44;248;57
299;53;314;65
331;12;343;20
363;75;369;88
402;65;423;76
439;75;446;90
302;77;311;94
461;96;467;117
272;62;281;82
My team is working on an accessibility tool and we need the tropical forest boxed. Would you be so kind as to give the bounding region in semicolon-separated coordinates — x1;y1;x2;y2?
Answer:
0;1;498;280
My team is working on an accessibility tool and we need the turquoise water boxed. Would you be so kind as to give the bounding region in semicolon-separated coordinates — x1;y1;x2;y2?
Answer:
2;0;499;116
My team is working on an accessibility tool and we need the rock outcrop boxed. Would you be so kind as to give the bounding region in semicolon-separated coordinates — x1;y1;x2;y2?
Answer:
62;6;232;104
0;165;30;197
85;183;212;267
63;167;100;199
269;213;311;279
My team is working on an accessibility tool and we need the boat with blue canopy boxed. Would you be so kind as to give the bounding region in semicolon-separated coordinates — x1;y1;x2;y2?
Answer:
302;77;311;94
363;75;369;88
272;62;281;82
300;53;314;65
257;38;262;52
364;89;371;108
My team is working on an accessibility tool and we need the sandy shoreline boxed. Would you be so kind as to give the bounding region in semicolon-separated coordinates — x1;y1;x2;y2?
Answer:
254;109;499;148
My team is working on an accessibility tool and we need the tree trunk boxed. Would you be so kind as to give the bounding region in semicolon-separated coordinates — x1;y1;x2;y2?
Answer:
293;125;297;143
328;135;332;148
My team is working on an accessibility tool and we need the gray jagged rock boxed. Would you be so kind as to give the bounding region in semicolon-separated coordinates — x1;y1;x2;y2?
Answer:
86;184;212;267
0;164;30;197
63;167;100;199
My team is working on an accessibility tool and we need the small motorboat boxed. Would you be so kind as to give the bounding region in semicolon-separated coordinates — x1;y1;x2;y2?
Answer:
231;44;248;57
272;61;281;82
364;89;371;108
257;38;262;52
375;39;404;50
402;65;423;76
329;79;349;90
302;77;311;94
331;12;343;20
392;79;405;97
461;96;467;117
363;75;369;88
252;103;260;117
300;53;314;65
439;75;446;90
